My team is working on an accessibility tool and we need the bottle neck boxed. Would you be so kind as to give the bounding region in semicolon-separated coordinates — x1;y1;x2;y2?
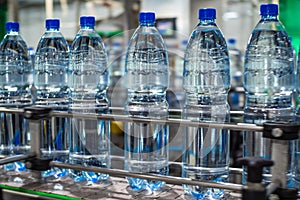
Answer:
139;22;155;27
261;15;278;21
199;19;216;26
6;30;19;35
80;25;94;30
46;28;60;32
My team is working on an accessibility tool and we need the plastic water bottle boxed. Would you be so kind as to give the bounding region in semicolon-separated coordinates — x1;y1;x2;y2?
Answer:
108;41;125;103
109;42;123;78
69;16;110;183
34;19;70;179
228;38;244;111
0;22;32;172
243;4;294;184
174;40;188;90
228;38;242;89
292;133;300;189
182;8;230;199
295;41;300;187
124;12;169;191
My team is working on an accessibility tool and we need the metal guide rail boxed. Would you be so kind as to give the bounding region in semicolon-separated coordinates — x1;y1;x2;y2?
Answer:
0;106;298;199
0;106;262;132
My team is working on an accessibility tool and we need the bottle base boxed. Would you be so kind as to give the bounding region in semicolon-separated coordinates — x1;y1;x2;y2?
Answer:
182;167;229;200
183;183;226;200
69;154;110;183
4;161;26;172
69;169;109;183
42;167;68;179
126;177;166;192
183;189;225;200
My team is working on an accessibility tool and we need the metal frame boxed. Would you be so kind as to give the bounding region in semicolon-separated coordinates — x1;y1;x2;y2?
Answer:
0;106;298;199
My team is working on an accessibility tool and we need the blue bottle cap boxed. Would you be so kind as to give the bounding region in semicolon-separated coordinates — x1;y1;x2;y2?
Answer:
260;4;278;16
198;8;216;20
80;16;95;27
228;38;236;44
6;22;19;32
46;19;60;29
139;12;155;24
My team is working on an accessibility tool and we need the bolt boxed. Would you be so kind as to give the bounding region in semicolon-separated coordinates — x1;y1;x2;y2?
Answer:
24;110;32;119
272;128;283;138
25;161;32;169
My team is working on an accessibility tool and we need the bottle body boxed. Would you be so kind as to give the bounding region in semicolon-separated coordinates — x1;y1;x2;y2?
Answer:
295;48;300;185
182;14;230;199
182;104;230;199
227;39;244;111
293;124;300;185
124;22;170;191
243;13;295;184
125;101;169;191
0;26;32;172
34;27;70;178
69;25;110;183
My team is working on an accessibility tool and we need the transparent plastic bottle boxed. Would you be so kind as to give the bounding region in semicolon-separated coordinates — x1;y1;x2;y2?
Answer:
182;8;230;199
243;4;294;184
69;16;110;183
228;38;244;111
292;10;300;193
109;42;123;78
292;137;300;190
228;38;242;89
34;19;70;179
124;12;169;191
0;22;32;172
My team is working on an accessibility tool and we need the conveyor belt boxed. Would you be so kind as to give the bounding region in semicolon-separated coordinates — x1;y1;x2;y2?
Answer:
0;174;241;200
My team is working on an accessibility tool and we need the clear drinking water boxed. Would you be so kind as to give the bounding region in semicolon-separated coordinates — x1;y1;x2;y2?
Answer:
124;12;169;191
69;16;110;183
228;38;243;111
295;37;300;185
0;22;32;172
293;149;300;186
243;4;294;185
182;8;230;199
34;19;70;178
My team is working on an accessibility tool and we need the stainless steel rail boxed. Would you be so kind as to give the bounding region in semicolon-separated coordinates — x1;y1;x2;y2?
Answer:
0;107;298;198
0;152;36;165
0;106;261;132
50;111;262;132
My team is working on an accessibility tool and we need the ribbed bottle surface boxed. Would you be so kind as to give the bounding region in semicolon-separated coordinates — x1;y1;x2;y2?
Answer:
182;8;230;199
34;19;70;178
69;16;110;183
0;22;32;172
243;4;295;186
124;12;170;191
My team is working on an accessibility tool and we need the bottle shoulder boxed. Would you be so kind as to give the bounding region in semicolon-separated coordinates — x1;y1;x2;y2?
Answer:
185;25;228;57
71;31;106;52
128;26;167;50
246;21;292;50
0;35;29;56
254;19;286;32
190;25;226;42
36;32;69;53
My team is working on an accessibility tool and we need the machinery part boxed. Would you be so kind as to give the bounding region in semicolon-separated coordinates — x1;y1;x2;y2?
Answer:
237;157;274;200
263;122;300;140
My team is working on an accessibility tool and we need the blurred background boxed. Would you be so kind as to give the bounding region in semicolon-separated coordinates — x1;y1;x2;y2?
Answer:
2;0;296;53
